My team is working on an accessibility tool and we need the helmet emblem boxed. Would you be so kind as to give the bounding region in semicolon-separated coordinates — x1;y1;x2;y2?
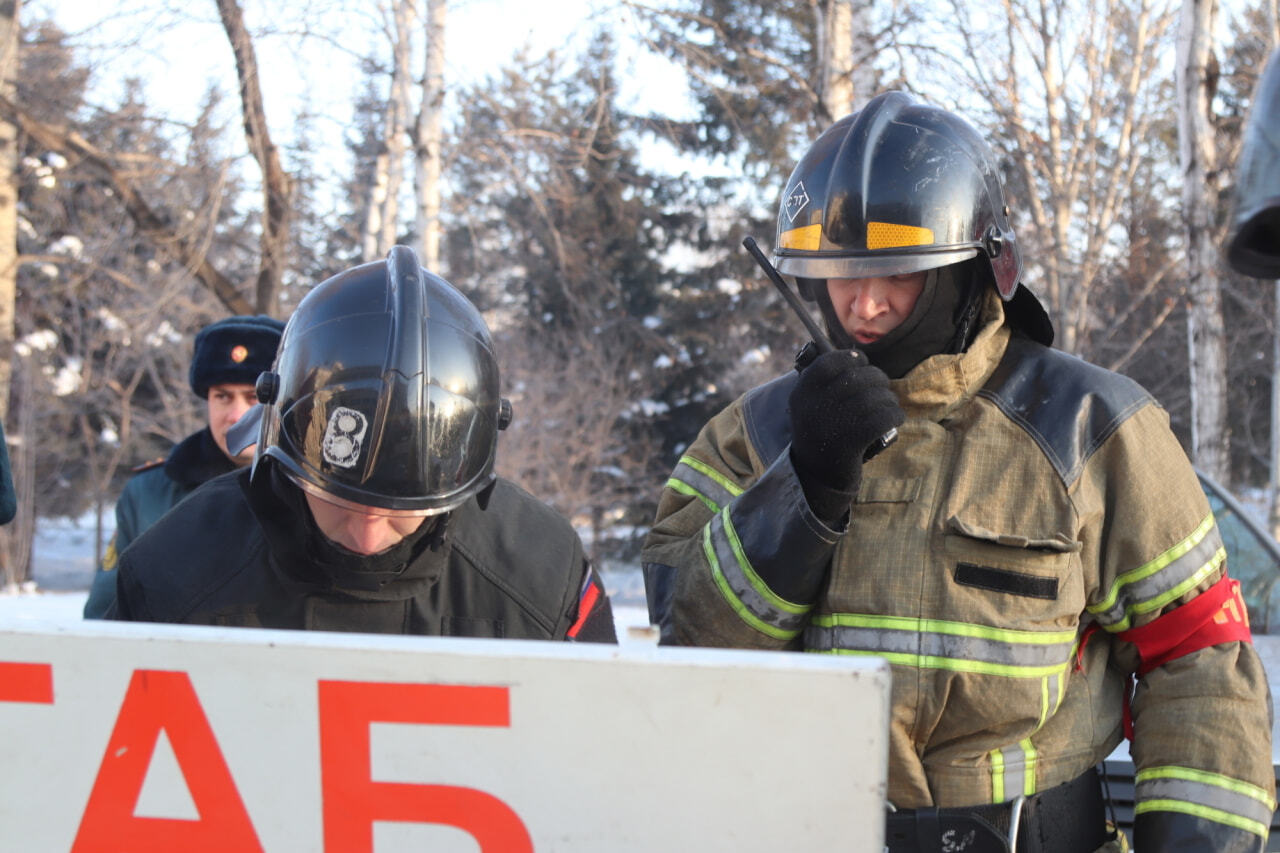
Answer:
784;182;810;223
322;407;368;468
230;344;249;363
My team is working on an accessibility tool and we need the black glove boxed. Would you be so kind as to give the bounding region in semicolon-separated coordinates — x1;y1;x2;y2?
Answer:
789;348;905;523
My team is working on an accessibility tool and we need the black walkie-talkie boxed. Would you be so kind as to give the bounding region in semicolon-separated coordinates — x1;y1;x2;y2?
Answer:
742;236;898;461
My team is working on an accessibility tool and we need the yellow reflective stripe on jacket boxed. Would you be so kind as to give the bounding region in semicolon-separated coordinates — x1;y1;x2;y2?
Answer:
805;614;1078;678
990;739;1037;801
1088;514;1226;632
703;507;809;639
667;454;743;514
1135;766;1276;838
1038;670;1066;727
988;671;1067;802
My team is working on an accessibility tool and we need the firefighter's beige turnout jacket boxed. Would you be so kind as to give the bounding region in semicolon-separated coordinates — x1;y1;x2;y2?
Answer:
643;293;1275;850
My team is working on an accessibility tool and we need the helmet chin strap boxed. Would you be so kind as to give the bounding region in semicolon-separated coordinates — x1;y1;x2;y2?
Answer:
475;476;498;511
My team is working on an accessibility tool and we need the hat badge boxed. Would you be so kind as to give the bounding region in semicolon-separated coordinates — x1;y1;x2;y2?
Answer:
230;344;249;363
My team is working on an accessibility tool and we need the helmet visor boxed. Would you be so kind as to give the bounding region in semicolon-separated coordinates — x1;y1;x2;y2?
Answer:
272;312;501;513
774;246;978;280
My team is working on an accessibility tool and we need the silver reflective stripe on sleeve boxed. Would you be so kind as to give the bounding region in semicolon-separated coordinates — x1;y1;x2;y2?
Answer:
704;507;810;639
667;455;742;514
1135;766;1276;839
1088;514;1226;632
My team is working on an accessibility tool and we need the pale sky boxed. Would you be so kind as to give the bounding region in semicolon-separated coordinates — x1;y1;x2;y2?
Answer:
31;0;687;170
22;0;701;190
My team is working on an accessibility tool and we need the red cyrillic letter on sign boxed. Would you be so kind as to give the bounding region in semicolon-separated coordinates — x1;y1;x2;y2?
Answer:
72;669;262;853
0;661;53;703
319;680;532;853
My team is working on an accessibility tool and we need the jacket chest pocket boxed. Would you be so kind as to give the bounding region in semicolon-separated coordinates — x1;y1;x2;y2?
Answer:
942;514;1083;622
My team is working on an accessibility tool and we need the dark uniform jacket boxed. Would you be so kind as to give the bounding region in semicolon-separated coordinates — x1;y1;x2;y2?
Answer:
104;468;616;642
0;420;16;526
84;427;237;618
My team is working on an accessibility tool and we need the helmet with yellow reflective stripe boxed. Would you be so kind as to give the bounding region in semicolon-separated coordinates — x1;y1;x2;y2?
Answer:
772;91;1022;299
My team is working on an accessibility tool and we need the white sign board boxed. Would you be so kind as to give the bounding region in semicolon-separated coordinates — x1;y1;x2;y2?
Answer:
0;620;890;852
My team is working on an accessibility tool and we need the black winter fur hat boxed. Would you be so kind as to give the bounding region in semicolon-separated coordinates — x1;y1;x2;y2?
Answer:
189;315;285;398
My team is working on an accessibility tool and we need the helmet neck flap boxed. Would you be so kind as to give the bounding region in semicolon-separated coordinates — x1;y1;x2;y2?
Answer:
245;461;450;601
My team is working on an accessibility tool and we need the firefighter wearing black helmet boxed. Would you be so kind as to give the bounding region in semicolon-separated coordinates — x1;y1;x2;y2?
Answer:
106;246;616;643
643;92;1273;851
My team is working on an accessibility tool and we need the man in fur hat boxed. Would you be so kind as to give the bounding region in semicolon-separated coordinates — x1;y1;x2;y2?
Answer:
84;315;284;618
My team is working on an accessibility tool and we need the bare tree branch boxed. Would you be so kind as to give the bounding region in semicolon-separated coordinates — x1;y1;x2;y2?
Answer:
216;0;292;316
0;95;254;315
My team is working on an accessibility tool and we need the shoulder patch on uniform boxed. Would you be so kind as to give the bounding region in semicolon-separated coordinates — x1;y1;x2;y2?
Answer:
101;536;118;572
742;373;798;467
130;457;166;474
977;336;1153;486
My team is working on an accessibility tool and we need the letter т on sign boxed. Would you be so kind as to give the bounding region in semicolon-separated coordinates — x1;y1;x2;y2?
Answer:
0;620;890;851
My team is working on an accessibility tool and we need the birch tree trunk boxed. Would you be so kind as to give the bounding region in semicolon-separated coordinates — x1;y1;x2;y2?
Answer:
0;0;19;425
217;0;291;317
413;0;445;270
6;361;31;585
945;0;1173;359
1177;0;1230;483
816;0;853;120
813;0;876;121
846;0;876;107
362;153;391;261
1263;0;1280;537
1272;275;1280;537
363;0;413;260
0;0;19;585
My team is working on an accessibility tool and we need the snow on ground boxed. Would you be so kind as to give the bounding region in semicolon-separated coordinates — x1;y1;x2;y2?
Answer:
26;511;104;592
0;587;92;624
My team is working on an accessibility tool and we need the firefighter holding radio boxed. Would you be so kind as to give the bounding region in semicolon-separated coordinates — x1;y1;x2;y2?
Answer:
643;91;1274;852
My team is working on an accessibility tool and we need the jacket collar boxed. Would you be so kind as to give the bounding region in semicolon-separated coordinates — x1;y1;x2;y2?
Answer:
890;288;1011;422
164;427;239;488
243;463;451;602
